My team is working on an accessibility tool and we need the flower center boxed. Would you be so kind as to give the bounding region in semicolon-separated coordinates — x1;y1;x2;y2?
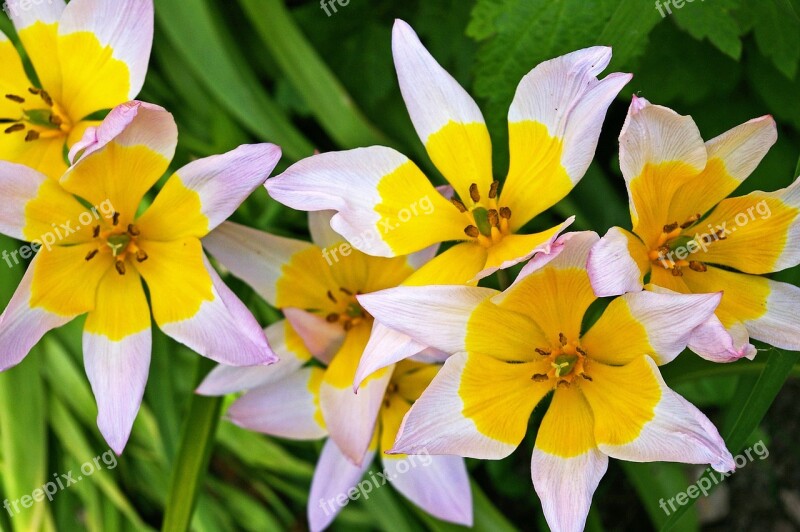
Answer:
2;88;72;142
648;214;716;276
324;287;371;331
85;212;148;275
452;181;513;248
531;332;592;388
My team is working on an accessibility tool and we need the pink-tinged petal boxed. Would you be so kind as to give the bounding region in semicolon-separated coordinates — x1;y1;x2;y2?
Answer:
531;448;608;532
308;438;375;532
197;320;313;396
475;218;575;281
0;162;47;240
382;454;472;526
283;307;346;365
6;0;64;27
585;357;735;473
688;316;757;362
503;47;631;226
358;286;497;354
588;227;650;297
354;322;428;391
138;144;282;241
308;210;344;249
0;257;73;371
68;101;175;164
266;146;464;258
158;255;278;367
409;347;450;364
84;329;150;455
202;221;313;308
57;0;153;122
582;289;723;366
227;367;326;440
501;230;597;291
391;353;527;459
745;278;800;351
321;326;393;465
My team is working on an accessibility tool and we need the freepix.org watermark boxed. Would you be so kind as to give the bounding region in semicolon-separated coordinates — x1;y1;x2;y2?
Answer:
318;451;433;516
322;195;435;266
655;0;706;18
2;199;115;268
2;0;58;17
656;200;771;270
659;440;769;516
4;450;118;517
319;0;349;17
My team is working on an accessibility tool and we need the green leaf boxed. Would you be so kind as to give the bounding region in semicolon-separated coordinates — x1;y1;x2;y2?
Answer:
161;358;222;532
622;462;698;531
739;0;800;79
672;0;744;60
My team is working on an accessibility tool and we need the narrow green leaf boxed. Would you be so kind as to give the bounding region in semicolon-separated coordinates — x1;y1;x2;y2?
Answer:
161;358;222;532
622;462;698;531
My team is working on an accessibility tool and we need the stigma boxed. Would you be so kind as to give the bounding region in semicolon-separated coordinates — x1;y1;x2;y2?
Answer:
531;333;591;387
84;212;148;275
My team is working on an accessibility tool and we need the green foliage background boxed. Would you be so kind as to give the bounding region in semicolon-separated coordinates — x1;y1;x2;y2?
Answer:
1;0;799;530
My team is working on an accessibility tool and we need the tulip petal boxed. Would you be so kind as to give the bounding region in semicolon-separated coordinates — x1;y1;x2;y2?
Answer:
354;322;429;391
267;146;465;257
503;47;631;228
401;241;488;286
283;308;346;365
588;226;650;297
7;0;65;101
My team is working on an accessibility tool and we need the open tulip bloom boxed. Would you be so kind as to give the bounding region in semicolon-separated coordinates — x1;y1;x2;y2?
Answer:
1;0;153;179
0;101;281;453
265;20;632;284
356;232;735;532
589;97;800;360
197;213;471;530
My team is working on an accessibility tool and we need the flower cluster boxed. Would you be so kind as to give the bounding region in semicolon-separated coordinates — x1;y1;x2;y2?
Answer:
0;4;798;532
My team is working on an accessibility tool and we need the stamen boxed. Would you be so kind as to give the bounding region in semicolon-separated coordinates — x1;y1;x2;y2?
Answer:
531;374;548;382
557;380;571;388
671;268;683;277
689;261;707;273
49;114;63;126
5;94;24;103
115;260;126;275
488;181;499;199
580;373;593;382
135;250;148;263
558;333;567;346
25;130;39;142
715;229;727;241
487;209;499;227
326;290;338;303
343;321;354;331
127;224;140;236
326;313;339;323
576;346;587;357
112;212;120;226
4;123;24;134
92;225;100;238
663;222;679;233
339;287;353;296
85;249;99;261
27;87;40;95
499;207;512;219
535;348;550;357
469;183;480;203
464;225;479;238
451;198;467;213
39;90;53;107
680;213;702;229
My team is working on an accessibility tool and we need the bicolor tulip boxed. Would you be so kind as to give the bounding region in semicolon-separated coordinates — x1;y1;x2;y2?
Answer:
0;101;280;453
357;232;734;532
197;213;471;530
1;0;153;178
589;97;800;360
266;20;631;283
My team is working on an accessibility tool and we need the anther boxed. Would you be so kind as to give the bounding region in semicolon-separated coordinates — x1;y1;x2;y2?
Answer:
27;87;40;95
5;94;24;103
92;225;100;238
127;224;140;236
49;114;63;126
343;321;354;332
326;290;337;303
489;181;499;199
340;287;353;296
326;313;339;323
689;261;707;273
535;348;550;357
112;212;120;226
451;198;467;213
576;347;587;357
39;90;53;107
4;123;24;134
671;268;683;277
558;333;568;346
136;250;148;263
487;209;499;227
531;374;548;382
681;213;701;229
499;207;512;219
115;260;126;275
85;249;99;261
469;183;480;203
25;130;39;142
464;225;479;238
715;229;727;241
580;373;593;382
663;222;679;233
557;380;571;388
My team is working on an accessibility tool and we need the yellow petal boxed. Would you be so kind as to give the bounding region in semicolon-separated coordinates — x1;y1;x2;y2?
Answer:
681;266;769;327
535;386;596;458
17;21;63;102
0;134;67;181
23;176;96;245
403;242;488;286
84;266;149;341
380;394;411;455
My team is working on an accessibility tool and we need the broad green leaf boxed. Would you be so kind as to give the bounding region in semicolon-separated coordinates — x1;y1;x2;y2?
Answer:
672;0;744;60
622;462;698;531
739;0;800;79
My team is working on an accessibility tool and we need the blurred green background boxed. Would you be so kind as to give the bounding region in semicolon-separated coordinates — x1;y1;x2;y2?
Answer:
1;0;799;530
